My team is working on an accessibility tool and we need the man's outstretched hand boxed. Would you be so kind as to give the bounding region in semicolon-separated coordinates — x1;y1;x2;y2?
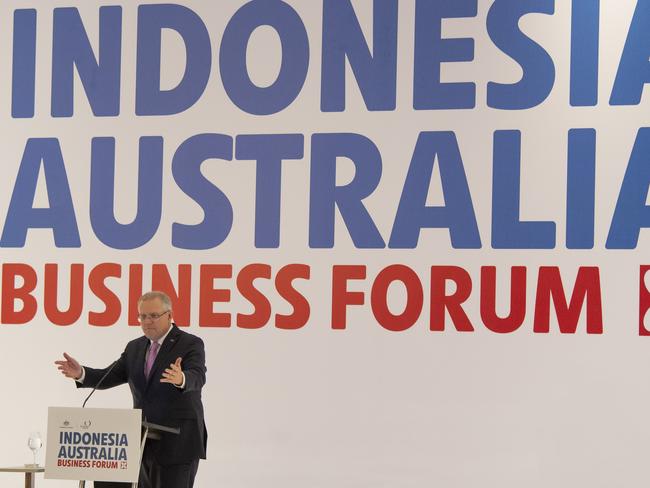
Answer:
55;352;82;380
161;357;183;386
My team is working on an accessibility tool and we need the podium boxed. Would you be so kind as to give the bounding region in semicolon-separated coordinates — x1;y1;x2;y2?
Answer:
44;407;179;488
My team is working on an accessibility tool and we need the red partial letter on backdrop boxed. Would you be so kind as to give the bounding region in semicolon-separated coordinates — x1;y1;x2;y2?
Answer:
430;266;474;332
371;265;423;332
275;264;310;330
2;263;37;324
332;265;366;329
480;266;526;334
152;264;192;326
640;266;650;336
534;266;602;334
44;263;83;326
128;264;144;325
88;263;122;326
199;264;232;327
237;264;272;329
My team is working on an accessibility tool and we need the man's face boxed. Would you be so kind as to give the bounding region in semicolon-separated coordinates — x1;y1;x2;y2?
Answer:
138;298;172;341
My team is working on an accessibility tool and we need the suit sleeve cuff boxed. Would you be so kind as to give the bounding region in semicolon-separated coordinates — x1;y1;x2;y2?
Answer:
76;367;86;384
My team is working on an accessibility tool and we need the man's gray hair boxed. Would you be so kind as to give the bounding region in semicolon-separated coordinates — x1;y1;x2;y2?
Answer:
138;291;172;311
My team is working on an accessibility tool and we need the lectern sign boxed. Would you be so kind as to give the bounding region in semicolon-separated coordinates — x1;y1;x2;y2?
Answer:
45;407;142;482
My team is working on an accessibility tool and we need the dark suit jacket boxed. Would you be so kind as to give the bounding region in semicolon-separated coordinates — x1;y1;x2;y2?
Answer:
79;325;207;465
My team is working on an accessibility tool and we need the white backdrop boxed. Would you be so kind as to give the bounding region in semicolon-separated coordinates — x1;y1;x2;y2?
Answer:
2;1;650;487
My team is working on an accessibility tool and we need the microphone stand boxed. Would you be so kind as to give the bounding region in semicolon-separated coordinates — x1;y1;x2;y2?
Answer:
79;359;119;488
81;360;119;408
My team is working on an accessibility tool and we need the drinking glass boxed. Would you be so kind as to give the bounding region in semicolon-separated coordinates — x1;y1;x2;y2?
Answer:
27;431;42;467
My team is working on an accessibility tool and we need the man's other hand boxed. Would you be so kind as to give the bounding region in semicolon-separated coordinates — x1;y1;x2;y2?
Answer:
55;352;82;380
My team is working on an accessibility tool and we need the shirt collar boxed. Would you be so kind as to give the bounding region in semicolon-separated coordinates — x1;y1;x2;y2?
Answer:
150;323;173;347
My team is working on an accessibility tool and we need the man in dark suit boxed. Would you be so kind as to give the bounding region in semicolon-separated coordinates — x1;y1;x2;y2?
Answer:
55;291;207;488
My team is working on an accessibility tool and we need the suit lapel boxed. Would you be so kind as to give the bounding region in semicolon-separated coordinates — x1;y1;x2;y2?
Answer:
133;336;149;390
145;325;181;389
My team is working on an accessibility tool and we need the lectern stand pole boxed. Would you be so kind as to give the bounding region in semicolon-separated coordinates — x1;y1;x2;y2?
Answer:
75;422;178;488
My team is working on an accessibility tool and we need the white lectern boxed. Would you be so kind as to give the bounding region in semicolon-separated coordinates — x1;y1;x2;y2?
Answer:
45;407;142;487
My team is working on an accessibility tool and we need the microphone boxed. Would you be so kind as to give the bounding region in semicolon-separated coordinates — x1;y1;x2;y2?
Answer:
82;360;119;408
